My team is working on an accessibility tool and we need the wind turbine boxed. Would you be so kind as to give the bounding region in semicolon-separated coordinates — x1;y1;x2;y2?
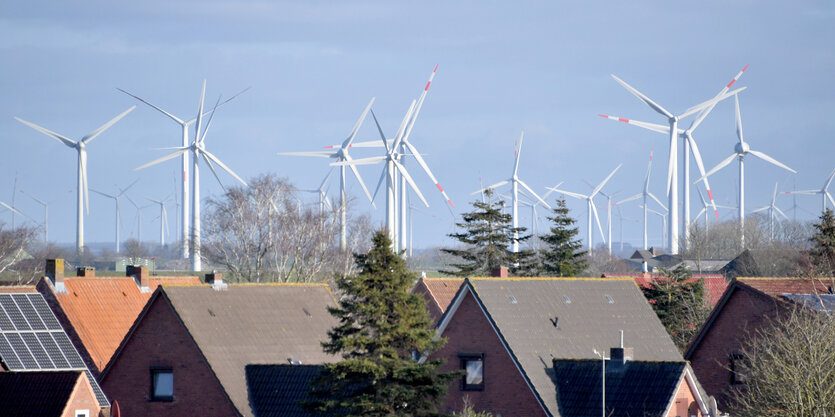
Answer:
614;150;666;267
784;168;835;213
600;66;749;247
19;189;73;242
125;195;152;245
298;169;334;215
119;84;248;260
145;194;173;247
0;201;24;223
751;183;789;240
279;98;376;251
135;84;248;271
15;106;136;254
693;188;736;237
695;95;796;249
644;205;668;251
91;179;139;253
548;164;622;251
605;73;744;254
472;132;551;253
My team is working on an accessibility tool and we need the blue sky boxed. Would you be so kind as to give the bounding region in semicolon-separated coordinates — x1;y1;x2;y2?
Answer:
1;1;833;250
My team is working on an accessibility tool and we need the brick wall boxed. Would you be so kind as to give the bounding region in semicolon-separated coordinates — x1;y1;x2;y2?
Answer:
666;375;702;417
62;372;101;417
101;295;239;417
432;291;547;417
687;287;779;407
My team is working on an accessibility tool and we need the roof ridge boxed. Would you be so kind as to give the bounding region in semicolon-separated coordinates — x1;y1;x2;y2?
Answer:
469;277;635;281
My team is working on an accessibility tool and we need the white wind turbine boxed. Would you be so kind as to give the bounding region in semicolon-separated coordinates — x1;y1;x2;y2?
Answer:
472;132;551;253
601;66;749;246
298;169;335;215
549;164;622;251
135;85;248;271
784;168;835;213
693;188;736;237
751;183;789;240
279;98;376;251
145;194;173;247
605;74;744;255
125;195;151;244
19;189;73;242
644;205;668;250
15;106;136;254
119;84;248;260
696;95;796;249
614;150;666;263
91;179;139;253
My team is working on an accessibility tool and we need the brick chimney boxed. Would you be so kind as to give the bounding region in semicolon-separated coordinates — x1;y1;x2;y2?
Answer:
609;330;633;366
45;259;67;294
205;271;227;290
76;266;95;277
126;265;151;293
491;266;509;278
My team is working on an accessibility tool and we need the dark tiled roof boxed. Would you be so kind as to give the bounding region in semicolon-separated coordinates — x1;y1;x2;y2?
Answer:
246;364;324;417
163;284;340;417
552;359;685;417
780;293;835;312
0;370;83;417
465;278;682;416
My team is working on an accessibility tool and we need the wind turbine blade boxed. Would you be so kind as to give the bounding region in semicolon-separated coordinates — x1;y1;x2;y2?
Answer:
117;88;185;125
400;65;438;145
615;194;642;206
278;151;335;158
14;118;77;148
91;189;115;199
202;149;248;186
827;192;835;209
331;155;387;167
647;192;667;211
748;150;796;174
402;141;454;207
201;153;227;192
513;132;524;177
678;87;746;119
824;168;835;190
120;178;140;196
689;66;748;131
734;95;744;144
135;149;189;171
666;137;676;195
598;114;670;134
591;201;606;242
369;109;389;153
393;160;429;207
198;96;222;144
750;206;769;213
347;159;375;206
81;106;135;144
194;80;207;146
0;201;23;216
610;75;672;118
542;182;564;200
318;167;335;191
592;164;622;197
329;139;390;149
392;100;417;151
344;97;375;147
687;135;718;214
517;179;551;209
471;180;509;195
784;190;818;195
19;190;46;206
695;154;737;184
371;167;387;204
548;188;587;200
774;206;789;221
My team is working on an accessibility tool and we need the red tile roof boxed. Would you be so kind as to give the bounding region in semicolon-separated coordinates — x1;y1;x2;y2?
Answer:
40;275;200;373
605;273;729;307
738;277;832;297
414;278;463;318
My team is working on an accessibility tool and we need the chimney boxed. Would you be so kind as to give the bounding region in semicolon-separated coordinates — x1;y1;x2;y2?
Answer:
609;329;633;366
126;265;151;293
76;266;95;277
205;271;227;291
491;266;509;278
45;259;67;294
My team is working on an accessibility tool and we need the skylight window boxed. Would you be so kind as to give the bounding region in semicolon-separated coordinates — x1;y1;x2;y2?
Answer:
605;295;614;304
509;295;518;304
563;295;571;304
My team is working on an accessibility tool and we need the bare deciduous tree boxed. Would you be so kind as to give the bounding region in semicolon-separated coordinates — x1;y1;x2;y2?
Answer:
0;224;38;283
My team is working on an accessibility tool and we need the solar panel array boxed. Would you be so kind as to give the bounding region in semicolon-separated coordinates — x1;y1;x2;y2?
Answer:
0;293;110;407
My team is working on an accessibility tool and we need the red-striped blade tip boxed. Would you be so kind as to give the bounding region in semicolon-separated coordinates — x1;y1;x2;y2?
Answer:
714;209;720;219
323;145;334;149
436;183;445;193
425;81;431;91
433;64;438;72
448;199;455;208
707;190;714;200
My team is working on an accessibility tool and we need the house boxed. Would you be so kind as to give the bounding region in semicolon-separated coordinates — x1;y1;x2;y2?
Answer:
552;347;711;417
429;277;712;417
412;277;464;320
245;364;325;417
100;277;339;417
0;371;101;417
627;249;731;275
0;287;110;414
36;258;200;375
685;277;831;407
603;273;729;307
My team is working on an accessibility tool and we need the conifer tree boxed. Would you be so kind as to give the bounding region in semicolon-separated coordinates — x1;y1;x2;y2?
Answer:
641;265;710;351
307;230;456;417
810;208;835;276
539;197;587;276
441;189;536;276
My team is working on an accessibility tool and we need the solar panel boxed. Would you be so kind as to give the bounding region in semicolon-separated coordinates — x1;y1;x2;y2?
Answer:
51;331;86;368
0;295;29;331
13;294;46;330
86;370;110;405
0;335;23;370
21;332;54;369
0;307;14;331
5;333;38;369
27;294;62;330
36;332;70;368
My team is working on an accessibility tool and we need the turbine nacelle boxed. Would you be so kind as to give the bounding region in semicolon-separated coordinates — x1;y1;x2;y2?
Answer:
735;141;750;155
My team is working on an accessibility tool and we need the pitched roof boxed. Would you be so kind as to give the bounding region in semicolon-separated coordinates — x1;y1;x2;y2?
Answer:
39;275;200;372
440;277;682;416
738;277;832;296
158;284;339;417
245;364;324;417
413;278;464;319
552;359;686;417
628;274;729;307
0;370;85;417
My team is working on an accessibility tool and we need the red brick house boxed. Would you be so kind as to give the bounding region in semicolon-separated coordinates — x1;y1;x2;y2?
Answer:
100;280;338;417
430;277;711;417
412;277;463;320
685;277;831;408
0;371;101;417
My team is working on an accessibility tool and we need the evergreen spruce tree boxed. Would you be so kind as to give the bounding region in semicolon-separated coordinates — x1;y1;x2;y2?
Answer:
306;230;457;417
810;208;835;276
441;189;536;276
539;197;587;276
641;265;711;351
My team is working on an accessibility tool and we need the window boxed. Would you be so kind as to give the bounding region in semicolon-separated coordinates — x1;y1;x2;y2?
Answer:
459;353;484;391
730;353;747;384
151;367;174;401
75;410;90;417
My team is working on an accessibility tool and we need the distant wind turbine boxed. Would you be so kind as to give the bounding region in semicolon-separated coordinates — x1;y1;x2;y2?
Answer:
145;194;173;247
614;150;666;268
15;106;136;254
549;164;622;251
91;179;139;253
751;183;788;240
784;168;835;213
19;189;73;242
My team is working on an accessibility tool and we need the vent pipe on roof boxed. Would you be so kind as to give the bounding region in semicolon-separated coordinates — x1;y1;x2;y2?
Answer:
205;271;227;291
76;266;95;277
45;259;67;294
491;266;509;278
126;265;151;293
